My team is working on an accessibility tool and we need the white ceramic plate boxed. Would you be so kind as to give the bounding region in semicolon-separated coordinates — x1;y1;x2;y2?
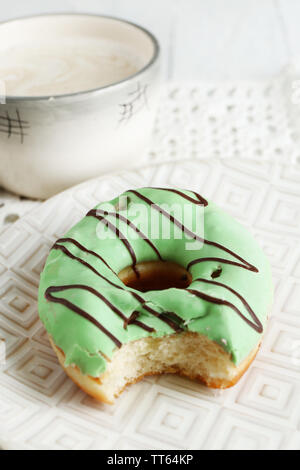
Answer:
0;158;300;450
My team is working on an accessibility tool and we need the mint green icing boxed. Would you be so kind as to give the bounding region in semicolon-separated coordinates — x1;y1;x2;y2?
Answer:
38;187;273;377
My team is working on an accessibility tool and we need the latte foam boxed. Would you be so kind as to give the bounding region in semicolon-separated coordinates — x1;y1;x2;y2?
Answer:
0;38;143;97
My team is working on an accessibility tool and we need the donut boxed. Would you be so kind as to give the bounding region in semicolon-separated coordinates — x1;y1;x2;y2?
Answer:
38;187;273;404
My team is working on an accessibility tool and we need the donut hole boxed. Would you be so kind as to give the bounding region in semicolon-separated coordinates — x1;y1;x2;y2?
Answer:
211;266;222;279
118;260;192;292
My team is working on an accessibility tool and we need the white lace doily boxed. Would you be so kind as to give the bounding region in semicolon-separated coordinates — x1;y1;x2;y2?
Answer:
144;78;299;167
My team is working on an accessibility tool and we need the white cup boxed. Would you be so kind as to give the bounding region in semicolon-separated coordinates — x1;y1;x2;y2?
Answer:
0;14;161;199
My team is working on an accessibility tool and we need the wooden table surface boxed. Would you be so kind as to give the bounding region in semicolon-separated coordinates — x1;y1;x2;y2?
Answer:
0;0;299;81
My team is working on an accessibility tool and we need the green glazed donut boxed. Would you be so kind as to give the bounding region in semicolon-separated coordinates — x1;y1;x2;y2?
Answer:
38;187;273;403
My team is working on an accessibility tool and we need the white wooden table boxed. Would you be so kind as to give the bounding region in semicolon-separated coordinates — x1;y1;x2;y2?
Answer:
0;0;300;81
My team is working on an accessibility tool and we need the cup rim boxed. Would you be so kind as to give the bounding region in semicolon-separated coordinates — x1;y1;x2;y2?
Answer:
0;12;160;102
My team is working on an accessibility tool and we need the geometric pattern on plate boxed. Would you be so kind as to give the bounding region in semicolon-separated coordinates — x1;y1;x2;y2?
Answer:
0;158;300;449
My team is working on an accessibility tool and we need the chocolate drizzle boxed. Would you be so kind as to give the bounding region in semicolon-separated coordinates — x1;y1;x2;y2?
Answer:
151;187;208;206
128;190;258;273
87;209;137;267
52;243;120;289
192;278;263;333
128;189;261;332
187;257;256;272
45;188;263;357
45;285;122;347
45;282;155;340
88;208;162;261
55;237;115;273
124;311;155;332
48;240;180;334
